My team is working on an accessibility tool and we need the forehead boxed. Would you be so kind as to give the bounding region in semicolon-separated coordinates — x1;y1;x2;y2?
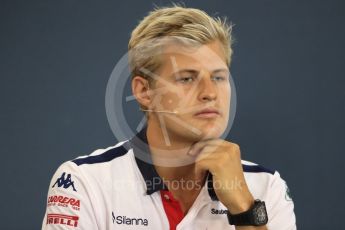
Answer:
159;40;228;73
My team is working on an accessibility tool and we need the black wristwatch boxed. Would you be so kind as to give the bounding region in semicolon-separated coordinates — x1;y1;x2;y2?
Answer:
227;199;268;226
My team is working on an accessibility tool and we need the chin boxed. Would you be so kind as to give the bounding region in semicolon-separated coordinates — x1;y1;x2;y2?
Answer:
199;129;223;140
166;117;227;142
188;124;225;141
198;119;226;136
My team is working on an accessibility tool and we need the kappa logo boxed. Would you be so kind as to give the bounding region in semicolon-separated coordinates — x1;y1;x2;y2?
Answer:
52;172;77;191
112;212;148;226
47;213;79;227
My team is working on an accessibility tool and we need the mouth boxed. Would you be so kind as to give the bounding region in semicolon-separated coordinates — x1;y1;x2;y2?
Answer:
194;108;220;118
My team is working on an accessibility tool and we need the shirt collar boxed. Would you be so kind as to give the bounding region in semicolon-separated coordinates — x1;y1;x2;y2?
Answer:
129;125;219;200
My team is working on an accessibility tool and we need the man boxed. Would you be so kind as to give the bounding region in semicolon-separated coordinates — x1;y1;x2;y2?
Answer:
42;5;296;230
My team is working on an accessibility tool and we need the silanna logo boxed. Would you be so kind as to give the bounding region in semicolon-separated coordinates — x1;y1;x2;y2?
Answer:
112;212;148;226
52;172;77;191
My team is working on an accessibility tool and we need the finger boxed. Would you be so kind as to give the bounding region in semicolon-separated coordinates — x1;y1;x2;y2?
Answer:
203;147;242;166
194;159;210;178
188;139;224;156
194;146;222;162
187;141;207;156
194;158;219;177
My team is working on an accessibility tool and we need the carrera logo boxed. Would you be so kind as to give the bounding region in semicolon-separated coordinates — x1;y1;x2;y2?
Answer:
211;208;228;214
48;195;80;211
112;212;148;226
47;214;79;227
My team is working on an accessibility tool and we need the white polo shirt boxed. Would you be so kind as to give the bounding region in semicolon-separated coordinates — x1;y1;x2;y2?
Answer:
42;127;296;230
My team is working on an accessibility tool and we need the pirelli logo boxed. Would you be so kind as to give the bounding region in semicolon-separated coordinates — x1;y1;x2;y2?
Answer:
47;214;79;227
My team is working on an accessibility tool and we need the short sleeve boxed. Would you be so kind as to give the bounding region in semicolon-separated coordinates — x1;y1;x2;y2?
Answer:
266;171;296;230
41;161;98;230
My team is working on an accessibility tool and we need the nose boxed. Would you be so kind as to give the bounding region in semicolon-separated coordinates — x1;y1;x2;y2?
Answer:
198;73;217;102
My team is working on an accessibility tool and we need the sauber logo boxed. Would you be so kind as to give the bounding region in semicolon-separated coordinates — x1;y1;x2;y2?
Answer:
52;172;77;191
47;214;79;227
112;212;148;226
211;208;228;214
48;195;80;211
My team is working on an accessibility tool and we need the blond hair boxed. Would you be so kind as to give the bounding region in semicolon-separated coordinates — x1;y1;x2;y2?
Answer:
128;4;234;84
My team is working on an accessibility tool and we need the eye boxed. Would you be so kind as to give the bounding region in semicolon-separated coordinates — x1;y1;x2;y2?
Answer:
176;76;195;83
211;76;226;82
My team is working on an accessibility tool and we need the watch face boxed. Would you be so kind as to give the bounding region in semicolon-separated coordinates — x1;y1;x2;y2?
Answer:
253;202;268;225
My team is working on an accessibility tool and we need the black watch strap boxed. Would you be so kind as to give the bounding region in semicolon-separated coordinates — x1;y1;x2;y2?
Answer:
227;200;268;226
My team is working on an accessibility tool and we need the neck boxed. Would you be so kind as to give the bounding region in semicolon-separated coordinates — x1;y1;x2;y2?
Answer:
146;121;206;184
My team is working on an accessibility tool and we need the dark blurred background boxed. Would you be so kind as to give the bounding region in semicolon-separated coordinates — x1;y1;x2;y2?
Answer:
1;0;344;229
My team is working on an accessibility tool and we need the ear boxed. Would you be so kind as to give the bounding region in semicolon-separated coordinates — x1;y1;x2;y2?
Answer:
131;76;152;109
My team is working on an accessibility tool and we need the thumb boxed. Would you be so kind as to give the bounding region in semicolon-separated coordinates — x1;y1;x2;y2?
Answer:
194;160;208;179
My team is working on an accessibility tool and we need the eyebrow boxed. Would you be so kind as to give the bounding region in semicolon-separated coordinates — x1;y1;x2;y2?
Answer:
171;68;229;77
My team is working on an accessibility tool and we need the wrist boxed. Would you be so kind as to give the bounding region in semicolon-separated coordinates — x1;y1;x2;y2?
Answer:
226;194;255;214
